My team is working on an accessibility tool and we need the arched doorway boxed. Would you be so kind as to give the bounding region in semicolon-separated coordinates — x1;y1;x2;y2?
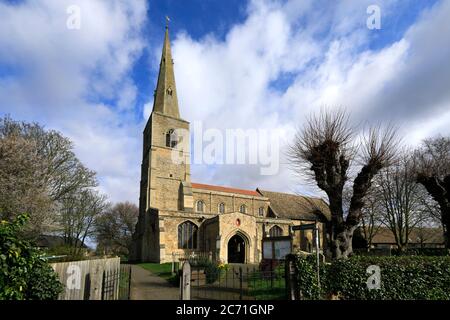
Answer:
227;234;245;263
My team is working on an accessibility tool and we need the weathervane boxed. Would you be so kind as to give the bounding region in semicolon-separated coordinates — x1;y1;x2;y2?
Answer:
165;15;170;29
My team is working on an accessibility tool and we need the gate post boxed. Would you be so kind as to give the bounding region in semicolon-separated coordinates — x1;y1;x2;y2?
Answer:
180;261;191;300
172;253;175;274
285;254;299;300
239;267;243;300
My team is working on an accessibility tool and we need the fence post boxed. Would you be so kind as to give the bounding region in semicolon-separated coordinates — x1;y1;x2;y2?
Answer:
239;267;243;300
101;271;106;300
180;261;191;300
172;253;175;274
270;261;274;288
128;266;132;300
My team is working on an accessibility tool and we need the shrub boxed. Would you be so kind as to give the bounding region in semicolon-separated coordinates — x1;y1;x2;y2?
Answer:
0;214;64;300
293;254;324;299
294;254;450;300
327;256;450;300
187;257;230;284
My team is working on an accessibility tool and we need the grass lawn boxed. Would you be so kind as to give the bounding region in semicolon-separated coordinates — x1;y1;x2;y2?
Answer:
248;277;286;300
138;262;179;286
247;268;287;300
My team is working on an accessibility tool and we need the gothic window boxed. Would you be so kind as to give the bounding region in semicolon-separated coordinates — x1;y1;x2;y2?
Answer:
165;129;178;148
218;203;225;214
239;204;246;214
269;225;283;237
166;87;173;96
258;207;265;217
178;221;198;249
196;200;205;213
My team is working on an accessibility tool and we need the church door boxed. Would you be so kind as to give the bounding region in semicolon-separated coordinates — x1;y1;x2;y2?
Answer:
227;234;245;263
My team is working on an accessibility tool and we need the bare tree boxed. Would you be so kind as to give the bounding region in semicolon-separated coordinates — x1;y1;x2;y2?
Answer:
0;135;54;237
95;202;139;257
0;116;97;202
0;116;97;238
376;153;426;252
413;136;450;248
289;110;398;259
59;189;108;255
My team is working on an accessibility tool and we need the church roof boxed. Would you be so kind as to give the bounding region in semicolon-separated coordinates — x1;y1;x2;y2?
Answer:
257;189;330;221
191;182;261;197
152;25;180;118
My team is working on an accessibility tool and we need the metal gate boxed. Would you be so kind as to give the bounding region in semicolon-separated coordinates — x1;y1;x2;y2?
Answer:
190;262;286;300
101;264;132;300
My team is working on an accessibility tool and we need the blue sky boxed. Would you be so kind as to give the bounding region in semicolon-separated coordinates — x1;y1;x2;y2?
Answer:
1;0;449;204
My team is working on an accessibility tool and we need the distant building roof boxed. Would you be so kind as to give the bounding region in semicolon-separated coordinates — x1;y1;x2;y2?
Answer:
257;189;330;221
361;227;445;245
36;235;89;249
192;182;261;197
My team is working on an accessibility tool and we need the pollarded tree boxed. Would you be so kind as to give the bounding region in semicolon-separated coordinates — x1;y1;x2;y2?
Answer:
413;136;450;248
289;110;398;259
344;186;383;251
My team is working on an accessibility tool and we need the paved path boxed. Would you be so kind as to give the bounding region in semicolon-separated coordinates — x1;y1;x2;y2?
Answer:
130;265;179;300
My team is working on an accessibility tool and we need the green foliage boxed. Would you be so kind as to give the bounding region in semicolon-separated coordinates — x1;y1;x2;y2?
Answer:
391;248;449;257
294;254;323;299
0;214;63;300
294;254;450;300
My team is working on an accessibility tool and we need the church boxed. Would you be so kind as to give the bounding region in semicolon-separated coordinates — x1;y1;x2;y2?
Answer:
130;26;330;264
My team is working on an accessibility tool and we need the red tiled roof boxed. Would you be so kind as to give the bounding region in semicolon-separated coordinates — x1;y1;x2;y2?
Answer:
191;182;260;197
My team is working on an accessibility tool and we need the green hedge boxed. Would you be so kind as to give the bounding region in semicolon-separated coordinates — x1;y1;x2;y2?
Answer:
1;214;63;300
294;254;450;300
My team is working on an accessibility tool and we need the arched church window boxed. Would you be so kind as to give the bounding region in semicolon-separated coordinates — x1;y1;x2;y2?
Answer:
196;200;205;212
239;204;246;214
258;207;265;217
218;203;225;214
178;221;198;249
269;225;283;237
165;129;178;148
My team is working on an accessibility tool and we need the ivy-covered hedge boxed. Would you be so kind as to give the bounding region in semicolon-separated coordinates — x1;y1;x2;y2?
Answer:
294;254;450;300
0;214;64;300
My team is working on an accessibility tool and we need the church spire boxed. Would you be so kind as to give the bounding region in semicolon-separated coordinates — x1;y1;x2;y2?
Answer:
152;21;180;118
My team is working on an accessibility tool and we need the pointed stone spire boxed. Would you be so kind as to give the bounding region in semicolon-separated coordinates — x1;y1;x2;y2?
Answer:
152;22;180;118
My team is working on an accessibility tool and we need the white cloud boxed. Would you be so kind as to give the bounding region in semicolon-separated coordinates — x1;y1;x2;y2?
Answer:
143;100;153;120
0;0;148;205
1;0;449;204
172;0;450;194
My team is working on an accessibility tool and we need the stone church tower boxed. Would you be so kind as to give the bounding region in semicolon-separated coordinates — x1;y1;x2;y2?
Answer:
130;25;330;264
130;25;194;262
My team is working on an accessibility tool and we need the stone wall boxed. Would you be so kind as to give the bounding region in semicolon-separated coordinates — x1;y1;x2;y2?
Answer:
192;189;270;216
147;112;191;212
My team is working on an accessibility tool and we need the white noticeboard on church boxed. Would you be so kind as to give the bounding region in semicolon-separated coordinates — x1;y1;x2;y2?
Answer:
262;237;292;260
